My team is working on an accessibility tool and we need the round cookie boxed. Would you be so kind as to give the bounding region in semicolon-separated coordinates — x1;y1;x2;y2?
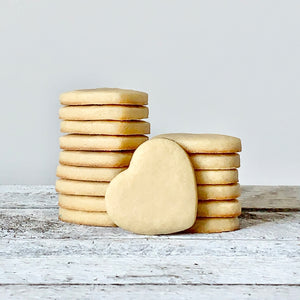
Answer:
190;153;240;170
59;151;133;167
195;170;238;185
60;120;150;135
187;217;240;233
197;200;241;217
58;207;115;226
58;194;106;212
197;184;241;200
56;179;109;196
60;88;148;106
59;134;148;151
155;133;241;153
56;165;126;182
59;105;148;121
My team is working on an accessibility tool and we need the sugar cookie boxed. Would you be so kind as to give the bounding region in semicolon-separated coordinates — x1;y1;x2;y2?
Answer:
58;194;106;212
60;120;150;135
197;184;241;200
190;153;240;170
195;170;238;185
187;217;240;233
155;133;241;153
59;150;133;167
58;207;115;226
59;105;149;121
197;200;241;217
60;134;148;151
56;165;126;182
56;179;108;196
60;88;148;106
106;138;198;235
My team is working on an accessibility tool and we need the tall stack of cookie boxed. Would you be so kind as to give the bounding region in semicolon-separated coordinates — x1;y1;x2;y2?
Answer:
156;134;242;233
56;88;149;226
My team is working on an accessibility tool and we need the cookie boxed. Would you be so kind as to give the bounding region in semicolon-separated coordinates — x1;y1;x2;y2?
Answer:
195;170;238;185
59;134;148;151
58;194;106;212
197;184;241;200
59;105;149;121
58;207;115;226
106;138;198;235
56;165;126;182
187;217;240;233
155;133;241;153
56;179;109;196
59;150;133;167
60;88;148;106
197;200;241;217
190;153;240;170
60;120;150;135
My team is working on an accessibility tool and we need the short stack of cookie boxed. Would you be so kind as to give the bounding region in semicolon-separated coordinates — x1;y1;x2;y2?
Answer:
156;133;242;233
56;88;149;226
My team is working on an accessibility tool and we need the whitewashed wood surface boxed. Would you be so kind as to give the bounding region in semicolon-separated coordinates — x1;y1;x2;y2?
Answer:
0;185;299;299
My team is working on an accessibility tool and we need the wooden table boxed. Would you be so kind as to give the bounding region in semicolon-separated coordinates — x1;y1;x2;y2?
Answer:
0;185;299;299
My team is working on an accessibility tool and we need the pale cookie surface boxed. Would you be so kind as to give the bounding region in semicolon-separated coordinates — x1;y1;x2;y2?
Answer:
56;179;109;196
195;170;238;185
59;150;133;167
197;200;241;217
58;207;115;226
155;133;241;153
56;165;126;182
106;138;198;235
197;184;241;200
60;134;148;151
190;153;240;170
58;194;106;212
60;88;148;105
61;120;150;135
59;105;149;121
187;217;240;233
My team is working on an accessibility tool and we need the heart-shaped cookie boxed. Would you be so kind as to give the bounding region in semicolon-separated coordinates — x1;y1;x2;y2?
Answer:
105;138;198;235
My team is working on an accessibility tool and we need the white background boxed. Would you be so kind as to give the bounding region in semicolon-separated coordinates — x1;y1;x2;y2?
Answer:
0;0;299;185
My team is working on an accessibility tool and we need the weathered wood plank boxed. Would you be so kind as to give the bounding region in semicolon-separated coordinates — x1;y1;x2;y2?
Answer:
0;185;299;209
0;185;57;209
1;239;298;258
1;284;299;300
241;186;300;209
0;208;299;240
1;256;299;285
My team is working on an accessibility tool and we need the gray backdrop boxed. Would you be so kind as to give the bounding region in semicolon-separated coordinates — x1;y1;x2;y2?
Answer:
0;0;299;185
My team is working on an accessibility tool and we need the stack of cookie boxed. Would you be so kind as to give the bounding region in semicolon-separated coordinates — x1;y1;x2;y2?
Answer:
156;133;242;233
56;88;149;226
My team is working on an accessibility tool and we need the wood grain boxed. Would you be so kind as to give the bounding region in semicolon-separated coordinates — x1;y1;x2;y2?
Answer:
0;208;299;240
241;185;300;209
1;255;299;285
1;239;298;258
1;285;299;300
